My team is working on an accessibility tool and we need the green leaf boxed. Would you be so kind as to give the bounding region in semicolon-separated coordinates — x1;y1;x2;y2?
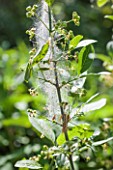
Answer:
81;45;94;73
57;124;93;145
77;47;86;75
45;0;55;6
71;98;106;118
57;133;65;145
69;35;83;50
78;45;94;74
97;0;109;7
33;42;49;64
76;39;97;49
80;72;111;78
86;93;99;104
24;42;49;82
105;15;113;21
24;63;32;83
92;137;113;146
81;98;106;112
28;116;55;143
15;160;42;169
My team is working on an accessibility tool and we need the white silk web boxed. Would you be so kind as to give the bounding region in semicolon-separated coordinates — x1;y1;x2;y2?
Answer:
35;0;61;120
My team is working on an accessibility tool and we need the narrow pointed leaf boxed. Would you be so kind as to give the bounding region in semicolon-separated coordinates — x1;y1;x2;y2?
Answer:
15;160;42;169
78;47;86;75
69;35;83;50
24;63;32;82
71;98;106;118
33;42;49;64
76;39;97;49
80;72;111;78
86;93;99;104
28;116;55;143
82;45;94;73
105;15;113;20
78;45;94;74
97;0;109;7
93;137;113;146
82;98;106;113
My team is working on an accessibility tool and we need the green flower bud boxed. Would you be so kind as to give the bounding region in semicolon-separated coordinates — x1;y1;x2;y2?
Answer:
72;11;80;26
33;4;38;9
26;6;32;11
26;11;32;18
29;48;36;55
26;30;30;34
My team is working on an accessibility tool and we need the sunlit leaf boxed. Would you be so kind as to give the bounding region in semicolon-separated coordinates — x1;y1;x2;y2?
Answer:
28;116;55;143
33;42;49;64
45;0;55;6
69;35;83;50
15;160;42;169
24;42;49;82
81;98;106;113
57;133;65;146
92;137;113;146
57;124;93;145
80;72;111;78
71;98;106;118
105;15;113;20
76;39;97;49
24;63;32;83
97;0;109;7
86;93;99;104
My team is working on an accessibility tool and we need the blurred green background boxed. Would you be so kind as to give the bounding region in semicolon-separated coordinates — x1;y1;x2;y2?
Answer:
0;0;113;169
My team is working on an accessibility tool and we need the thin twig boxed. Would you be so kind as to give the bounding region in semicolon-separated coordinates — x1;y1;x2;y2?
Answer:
38;77;56;86
60;72;107;88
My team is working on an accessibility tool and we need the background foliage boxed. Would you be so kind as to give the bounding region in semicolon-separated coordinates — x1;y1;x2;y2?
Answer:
0;0;113;169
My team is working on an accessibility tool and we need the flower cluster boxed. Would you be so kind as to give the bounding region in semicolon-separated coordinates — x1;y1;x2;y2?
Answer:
26;5;38;18
27;109;37;117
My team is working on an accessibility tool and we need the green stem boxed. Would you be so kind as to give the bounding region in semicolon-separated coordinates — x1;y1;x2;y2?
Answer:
48;7;52;34
66;19;73;24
